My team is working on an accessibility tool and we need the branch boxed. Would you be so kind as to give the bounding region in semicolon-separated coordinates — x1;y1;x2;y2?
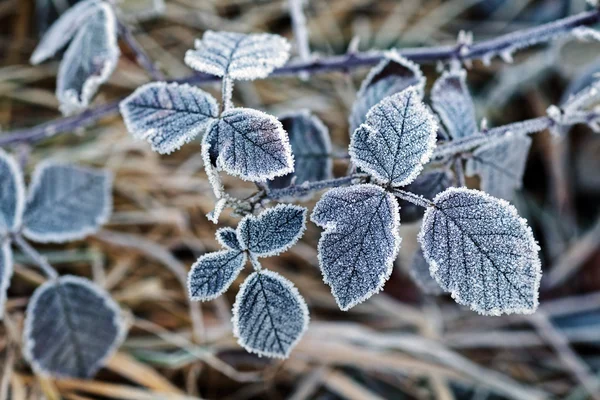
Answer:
118;22;165;81
266;174;368;200
13;234;58;279
1;9;599;147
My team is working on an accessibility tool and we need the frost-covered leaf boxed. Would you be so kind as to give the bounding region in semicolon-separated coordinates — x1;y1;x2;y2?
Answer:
237;204;306;257
30;0;101;65
349;88;437;187
268;110;332;191
119;82;219;154
396;169;453;223
56;2;119;115
0;242;14;319
23;162;112;243
216;227;242;250
185;31;290;80
23;275;125;378
311;184;401;310
466;135;531;200
119;0;165;22
205;108;294;181
431;69;478;139
233;270;308;358
418;187;541;315
409;248;443;295
349;53;425;134
0;150;25;234
187;250;246;301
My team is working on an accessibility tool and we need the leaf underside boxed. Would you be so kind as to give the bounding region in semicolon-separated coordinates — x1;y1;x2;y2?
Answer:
188;250;246;301
431;69;478;139
23;162;112;243
397;169;453;223
311;184;401;310
23;275;124;378
233;270;308;358
409;248;443;295
0;149;25;234
419;187;541;315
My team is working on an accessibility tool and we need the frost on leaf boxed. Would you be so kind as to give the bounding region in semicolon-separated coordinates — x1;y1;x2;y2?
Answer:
418;187;541;315
268;110;332;191
184;31;290;80
23;162;112;243
349;53;425;134
216;227;242;250
431;69;478;139
237;204;306;257
409;248;443;295
233;270;308;358
0;242;14;319
188;250;246;301
30;0;101;65
311;184;401;310
23;275;125;378
204;108;294;182
0;149;25;234
349;88;437;187
56;2;119;115
396;169;453;223
119;82;219;154
466;135;532;200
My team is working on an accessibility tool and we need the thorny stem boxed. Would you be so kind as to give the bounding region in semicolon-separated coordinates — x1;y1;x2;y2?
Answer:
117;22;165;81
13;234;59;279
2;9;600;147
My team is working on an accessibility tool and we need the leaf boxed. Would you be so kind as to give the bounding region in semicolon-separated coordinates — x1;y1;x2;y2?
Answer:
119;82;219;154
237;204;306;257
184;31;290;80
23;162;112;243
119;0;165;22
56;2;119;115
396;169;453;223
349;53;425;134
349;88;437;187
311;184;401;310
30;0;101;65
23;275;125;378
187;250;246;301
466;135;532;200
418;187;541;315
431;69;478;139
409;248;443;295
268;110;332;191
216;227;242;250
0;149;25;234
204;108;294;182
0;242;14;319
233;270;308;358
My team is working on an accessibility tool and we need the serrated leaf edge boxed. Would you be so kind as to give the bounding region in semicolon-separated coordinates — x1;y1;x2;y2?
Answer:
187;250;246;302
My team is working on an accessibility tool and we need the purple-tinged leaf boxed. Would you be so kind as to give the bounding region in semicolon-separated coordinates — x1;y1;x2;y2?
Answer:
431;69;478;139
409;248;443;295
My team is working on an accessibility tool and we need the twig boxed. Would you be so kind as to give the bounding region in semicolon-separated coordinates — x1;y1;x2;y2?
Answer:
117;22;165;81
13;234;58;279
266;174;368;200
2;9;599;147
288;0;311;81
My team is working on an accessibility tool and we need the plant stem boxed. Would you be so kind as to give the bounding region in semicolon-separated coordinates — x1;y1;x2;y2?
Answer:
2;9;599;147
266;174;368;200
221;77;234;112
117;21;165;81
391;189;434;208
13;234;58;279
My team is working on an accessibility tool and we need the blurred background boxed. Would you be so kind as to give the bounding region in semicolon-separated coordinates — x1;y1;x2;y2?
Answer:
2;0;600;398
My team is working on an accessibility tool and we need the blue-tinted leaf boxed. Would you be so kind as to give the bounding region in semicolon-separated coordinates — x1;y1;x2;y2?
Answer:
409;248;443;295
418;188;541;315
185;31;290;80
233;270;308;358
268;110;332;191
204;108;294;181
119;82;219;154
216;227;242;250
431;69;478;139
0;149;25;234
349;53;425;134
0;242;14;319
396;169;453;223
187;250;246;301
23;275;125;378
466;135;531;200
311;184;401;310
237;204;306;257
23;162;112;243
30;0;101;64
56;2;119;115
349;88;437;187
